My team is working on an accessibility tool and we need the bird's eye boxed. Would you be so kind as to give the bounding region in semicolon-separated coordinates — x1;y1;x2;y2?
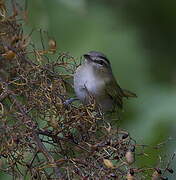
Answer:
98;60;104;65
95;60;104;66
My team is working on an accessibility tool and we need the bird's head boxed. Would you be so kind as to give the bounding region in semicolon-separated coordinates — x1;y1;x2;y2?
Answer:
83;51;112;73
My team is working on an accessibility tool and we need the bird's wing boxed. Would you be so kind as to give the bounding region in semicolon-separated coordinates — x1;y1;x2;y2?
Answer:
122;89;137;98
105;76;124;109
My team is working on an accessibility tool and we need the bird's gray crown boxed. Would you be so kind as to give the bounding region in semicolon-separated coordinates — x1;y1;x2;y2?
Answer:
84;51;110;65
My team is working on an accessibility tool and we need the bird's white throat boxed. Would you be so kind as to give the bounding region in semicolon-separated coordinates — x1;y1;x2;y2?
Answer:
81;64;105;94
74;63;106;104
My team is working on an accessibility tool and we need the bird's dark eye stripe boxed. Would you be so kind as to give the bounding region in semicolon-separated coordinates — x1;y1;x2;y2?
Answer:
94;60;107;66
84;54;109;66
98;56;110;64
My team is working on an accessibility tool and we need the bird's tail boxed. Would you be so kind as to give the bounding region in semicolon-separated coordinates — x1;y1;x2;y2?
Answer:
122;89;137;98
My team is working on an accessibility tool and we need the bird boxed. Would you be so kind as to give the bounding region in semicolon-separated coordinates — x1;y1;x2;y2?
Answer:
73;51;137;112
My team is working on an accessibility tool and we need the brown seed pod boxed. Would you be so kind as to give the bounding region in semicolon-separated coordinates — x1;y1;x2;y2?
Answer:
2;50;16;60
48;39;57;53
125;150;135;165
103;159;114;169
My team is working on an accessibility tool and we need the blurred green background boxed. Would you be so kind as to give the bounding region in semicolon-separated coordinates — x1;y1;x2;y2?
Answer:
2;0;176;179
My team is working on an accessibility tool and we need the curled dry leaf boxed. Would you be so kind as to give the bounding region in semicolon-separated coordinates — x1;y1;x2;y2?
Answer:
103;159;114;169
2;50;16;60
125;150;135;165
48;39;57;53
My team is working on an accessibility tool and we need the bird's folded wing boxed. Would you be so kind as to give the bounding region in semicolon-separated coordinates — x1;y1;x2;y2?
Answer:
105;77;124;109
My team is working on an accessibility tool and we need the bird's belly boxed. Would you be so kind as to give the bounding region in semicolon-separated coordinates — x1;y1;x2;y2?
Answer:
85;77;104;94
74;66;115;111
74;71;105;102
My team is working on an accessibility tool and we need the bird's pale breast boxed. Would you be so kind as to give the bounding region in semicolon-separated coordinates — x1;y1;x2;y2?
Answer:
74;64;105;102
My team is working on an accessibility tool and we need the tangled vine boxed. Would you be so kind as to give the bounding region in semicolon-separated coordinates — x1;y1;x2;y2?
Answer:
0;1;175;179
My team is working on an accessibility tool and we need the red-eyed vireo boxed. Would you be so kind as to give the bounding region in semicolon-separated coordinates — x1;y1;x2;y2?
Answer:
74;51;137;112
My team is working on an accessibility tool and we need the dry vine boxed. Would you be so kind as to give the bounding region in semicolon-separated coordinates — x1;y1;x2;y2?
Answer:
0;0;175;179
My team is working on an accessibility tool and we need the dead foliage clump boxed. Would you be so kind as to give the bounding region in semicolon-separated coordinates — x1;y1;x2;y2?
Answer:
0;1;175;179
